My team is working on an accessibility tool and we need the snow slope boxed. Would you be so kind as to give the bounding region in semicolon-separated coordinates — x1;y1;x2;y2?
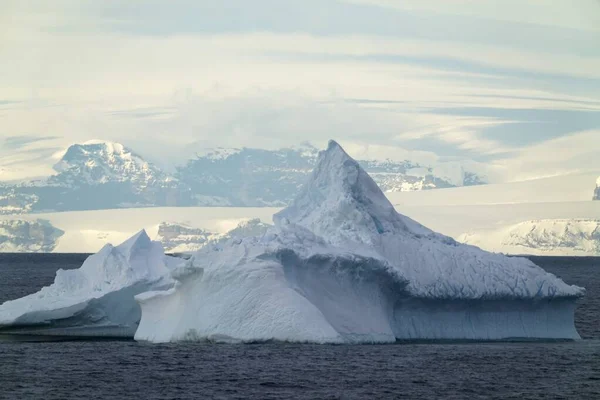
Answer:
135;141;583;343
397;202;600;242
52;141;168;186
459;219;600;256
0;231;179;337
387;172;600;255
388;172;600;206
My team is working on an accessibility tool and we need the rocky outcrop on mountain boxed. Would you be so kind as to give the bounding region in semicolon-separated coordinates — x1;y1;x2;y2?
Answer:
0;187;38;215
13;142;196;212
594;177;600;200
155;222;218;253
176;144;318;207
155;218;272;253
0;219;64;252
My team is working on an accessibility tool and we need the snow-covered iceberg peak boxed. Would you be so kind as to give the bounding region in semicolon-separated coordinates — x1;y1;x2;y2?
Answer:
275;140;430;247
0;230;179;338
70;230;170;290
276;140;582;301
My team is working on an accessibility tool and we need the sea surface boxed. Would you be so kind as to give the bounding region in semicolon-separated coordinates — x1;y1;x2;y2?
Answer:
0;254;599;399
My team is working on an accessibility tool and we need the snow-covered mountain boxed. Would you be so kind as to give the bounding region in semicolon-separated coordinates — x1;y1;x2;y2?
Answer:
176;143;485;206
0;219;64;252
0;187;38;215
7;142;195;213
0;141;486;213
459;219;600;256
52;141;173;188
176;144;318;207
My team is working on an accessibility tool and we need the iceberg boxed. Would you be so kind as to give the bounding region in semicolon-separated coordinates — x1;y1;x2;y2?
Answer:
135;141;584;343
0;141;585;342
0;230;178;337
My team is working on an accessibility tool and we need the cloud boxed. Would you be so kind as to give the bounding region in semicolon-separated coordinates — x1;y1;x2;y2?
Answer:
107;107;178;120
0;134;65;181
2;135;61;150
0;0;598;182
344;0;600;32
497;130;600;181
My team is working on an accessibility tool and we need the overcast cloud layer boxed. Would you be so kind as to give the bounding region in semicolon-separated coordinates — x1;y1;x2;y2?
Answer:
1;0;599;181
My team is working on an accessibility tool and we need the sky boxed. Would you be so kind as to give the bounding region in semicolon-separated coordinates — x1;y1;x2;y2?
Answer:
1;0;599;182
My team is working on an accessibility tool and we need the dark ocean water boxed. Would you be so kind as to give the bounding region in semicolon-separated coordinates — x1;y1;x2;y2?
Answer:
0;254;599;400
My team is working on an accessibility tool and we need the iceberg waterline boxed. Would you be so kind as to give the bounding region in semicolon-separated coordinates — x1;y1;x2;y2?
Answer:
0;141;584;342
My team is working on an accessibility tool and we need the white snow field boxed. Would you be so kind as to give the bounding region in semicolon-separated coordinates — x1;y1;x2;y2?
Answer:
388;171;600;255
459;219;600;256
134;141;583;343
0;169;598;255
0;142;586;341
388;171;600;207
0;231;180;337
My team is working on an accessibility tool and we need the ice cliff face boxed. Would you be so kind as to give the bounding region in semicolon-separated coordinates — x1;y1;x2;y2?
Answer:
460;219;600;256
0;219;63;252
0;230;178;337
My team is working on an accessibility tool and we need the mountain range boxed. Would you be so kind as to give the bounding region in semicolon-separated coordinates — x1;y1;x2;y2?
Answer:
0;141;486;214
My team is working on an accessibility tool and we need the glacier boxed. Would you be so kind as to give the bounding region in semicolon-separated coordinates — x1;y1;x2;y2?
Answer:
0;230;178;337
0;141;585;342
